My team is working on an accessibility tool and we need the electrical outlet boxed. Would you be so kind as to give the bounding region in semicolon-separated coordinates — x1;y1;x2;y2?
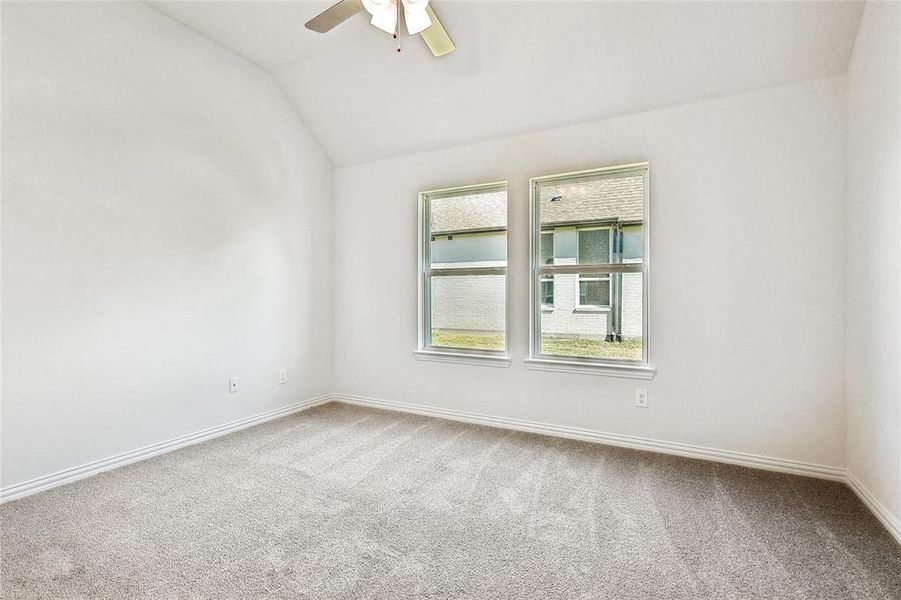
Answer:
229;376;239;393
278;368;287;385
635;388;648;408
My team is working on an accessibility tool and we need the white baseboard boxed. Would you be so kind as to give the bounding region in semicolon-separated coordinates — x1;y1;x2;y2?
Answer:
6;390;898;550
0;394;332;503
333;394;901;546
846;471;901;546
332;393;847;481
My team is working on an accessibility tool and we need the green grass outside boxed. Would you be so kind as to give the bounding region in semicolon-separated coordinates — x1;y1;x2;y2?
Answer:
541;337;642;360
431;331;506;351
431;330;642;360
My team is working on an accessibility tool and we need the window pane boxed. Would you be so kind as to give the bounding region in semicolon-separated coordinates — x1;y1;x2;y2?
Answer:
533;165;647;365
578;229;610;264
430;189;506;268
539;272;643;361
430;275;505;351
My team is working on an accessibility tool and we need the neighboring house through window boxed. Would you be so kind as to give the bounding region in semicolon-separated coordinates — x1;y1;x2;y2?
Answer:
529;163;650;373
417;182;508;360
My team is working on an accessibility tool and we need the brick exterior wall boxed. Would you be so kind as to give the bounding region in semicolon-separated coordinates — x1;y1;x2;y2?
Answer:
431;274;505;333
621;272;643;338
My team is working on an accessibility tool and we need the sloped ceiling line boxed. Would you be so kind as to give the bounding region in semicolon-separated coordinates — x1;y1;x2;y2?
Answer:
147;1;864;167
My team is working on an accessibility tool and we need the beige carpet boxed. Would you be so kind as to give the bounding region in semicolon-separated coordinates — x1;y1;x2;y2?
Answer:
2;402;900;599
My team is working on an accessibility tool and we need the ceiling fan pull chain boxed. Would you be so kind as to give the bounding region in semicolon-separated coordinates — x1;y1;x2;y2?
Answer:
394;0;401;52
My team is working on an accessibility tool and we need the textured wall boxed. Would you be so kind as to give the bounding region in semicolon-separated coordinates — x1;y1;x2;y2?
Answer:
1;2;334;488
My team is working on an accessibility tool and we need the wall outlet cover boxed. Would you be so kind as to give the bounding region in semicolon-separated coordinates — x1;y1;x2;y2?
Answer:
635;389;648;408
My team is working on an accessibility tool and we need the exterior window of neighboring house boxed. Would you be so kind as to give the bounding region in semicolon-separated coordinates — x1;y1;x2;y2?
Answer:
529;163;651;376
417;181;508;362
578;275;610;307
540;276;554;307
540;232;554;265
576;227;612;309
540;232;555;307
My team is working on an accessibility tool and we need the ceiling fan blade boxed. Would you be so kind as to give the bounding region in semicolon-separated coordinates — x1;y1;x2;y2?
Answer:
420;5;455;57
305;0;364;33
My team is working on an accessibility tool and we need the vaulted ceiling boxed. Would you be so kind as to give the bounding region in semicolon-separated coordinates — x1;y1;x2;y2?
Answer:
148;1;864;167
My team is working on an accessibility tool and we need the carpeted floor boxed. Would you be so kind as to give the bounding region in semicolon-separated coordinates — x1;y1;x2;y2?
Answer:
2;403;900;599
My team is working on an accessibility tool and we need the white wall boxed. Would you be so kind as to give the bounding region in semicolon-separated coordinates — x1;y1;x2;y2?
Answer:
0;2;333;488
334;77;848;469
845;1;901;531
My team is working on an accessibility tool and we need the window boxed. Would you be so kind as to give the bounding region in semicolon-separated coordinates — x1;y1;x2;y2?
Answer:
576;227;612;309
540;232;555;307
540;275;554;307
577;275;610;308
540;232;554;265
528;163;652;377
577;227;611;263
417;182;508;364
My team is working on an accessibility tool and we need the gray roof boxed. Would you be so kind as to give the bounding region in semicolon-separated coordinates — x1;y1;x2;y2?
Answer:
430;173;643;235
430;191;507;234
539;173;644;226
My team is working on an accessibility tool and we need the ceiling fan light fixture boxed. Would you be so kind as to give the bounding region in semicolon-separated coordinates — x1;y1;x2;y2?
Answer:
370;10;397;34
403;0;432;34
361;0;431;36
361;0;397;34
305;0;454;57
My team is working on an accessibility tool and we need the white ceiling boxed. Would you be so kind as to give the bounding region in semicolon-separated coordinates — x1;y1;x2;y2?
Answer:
149;1;864;167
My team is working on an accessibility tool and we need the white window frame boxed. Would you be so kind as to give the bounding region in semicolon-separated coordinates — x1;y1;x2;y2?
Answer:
526;163;654;379
575;274;612;311
415;181;510;367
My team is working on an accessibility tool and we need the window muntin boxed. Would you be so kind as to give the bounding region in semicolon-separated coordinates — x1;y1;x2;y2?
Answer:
419;182;507;355
530;164;649;367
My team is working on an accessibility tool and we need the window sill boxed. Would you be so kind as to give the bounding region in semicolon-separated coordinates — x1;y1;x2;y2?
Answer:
573;306;610;313
413;350;512;368
523;358;656;379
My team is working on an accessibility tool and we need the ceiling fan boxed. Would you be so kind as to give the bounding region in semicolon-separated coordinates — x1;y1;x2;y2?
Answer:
305;0;455;57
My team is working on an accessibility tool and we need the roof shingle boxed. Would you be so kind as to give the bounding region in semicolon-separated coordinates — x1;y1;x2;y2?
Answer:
539;173;644;226
428;172;643;235
430;191;506;234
